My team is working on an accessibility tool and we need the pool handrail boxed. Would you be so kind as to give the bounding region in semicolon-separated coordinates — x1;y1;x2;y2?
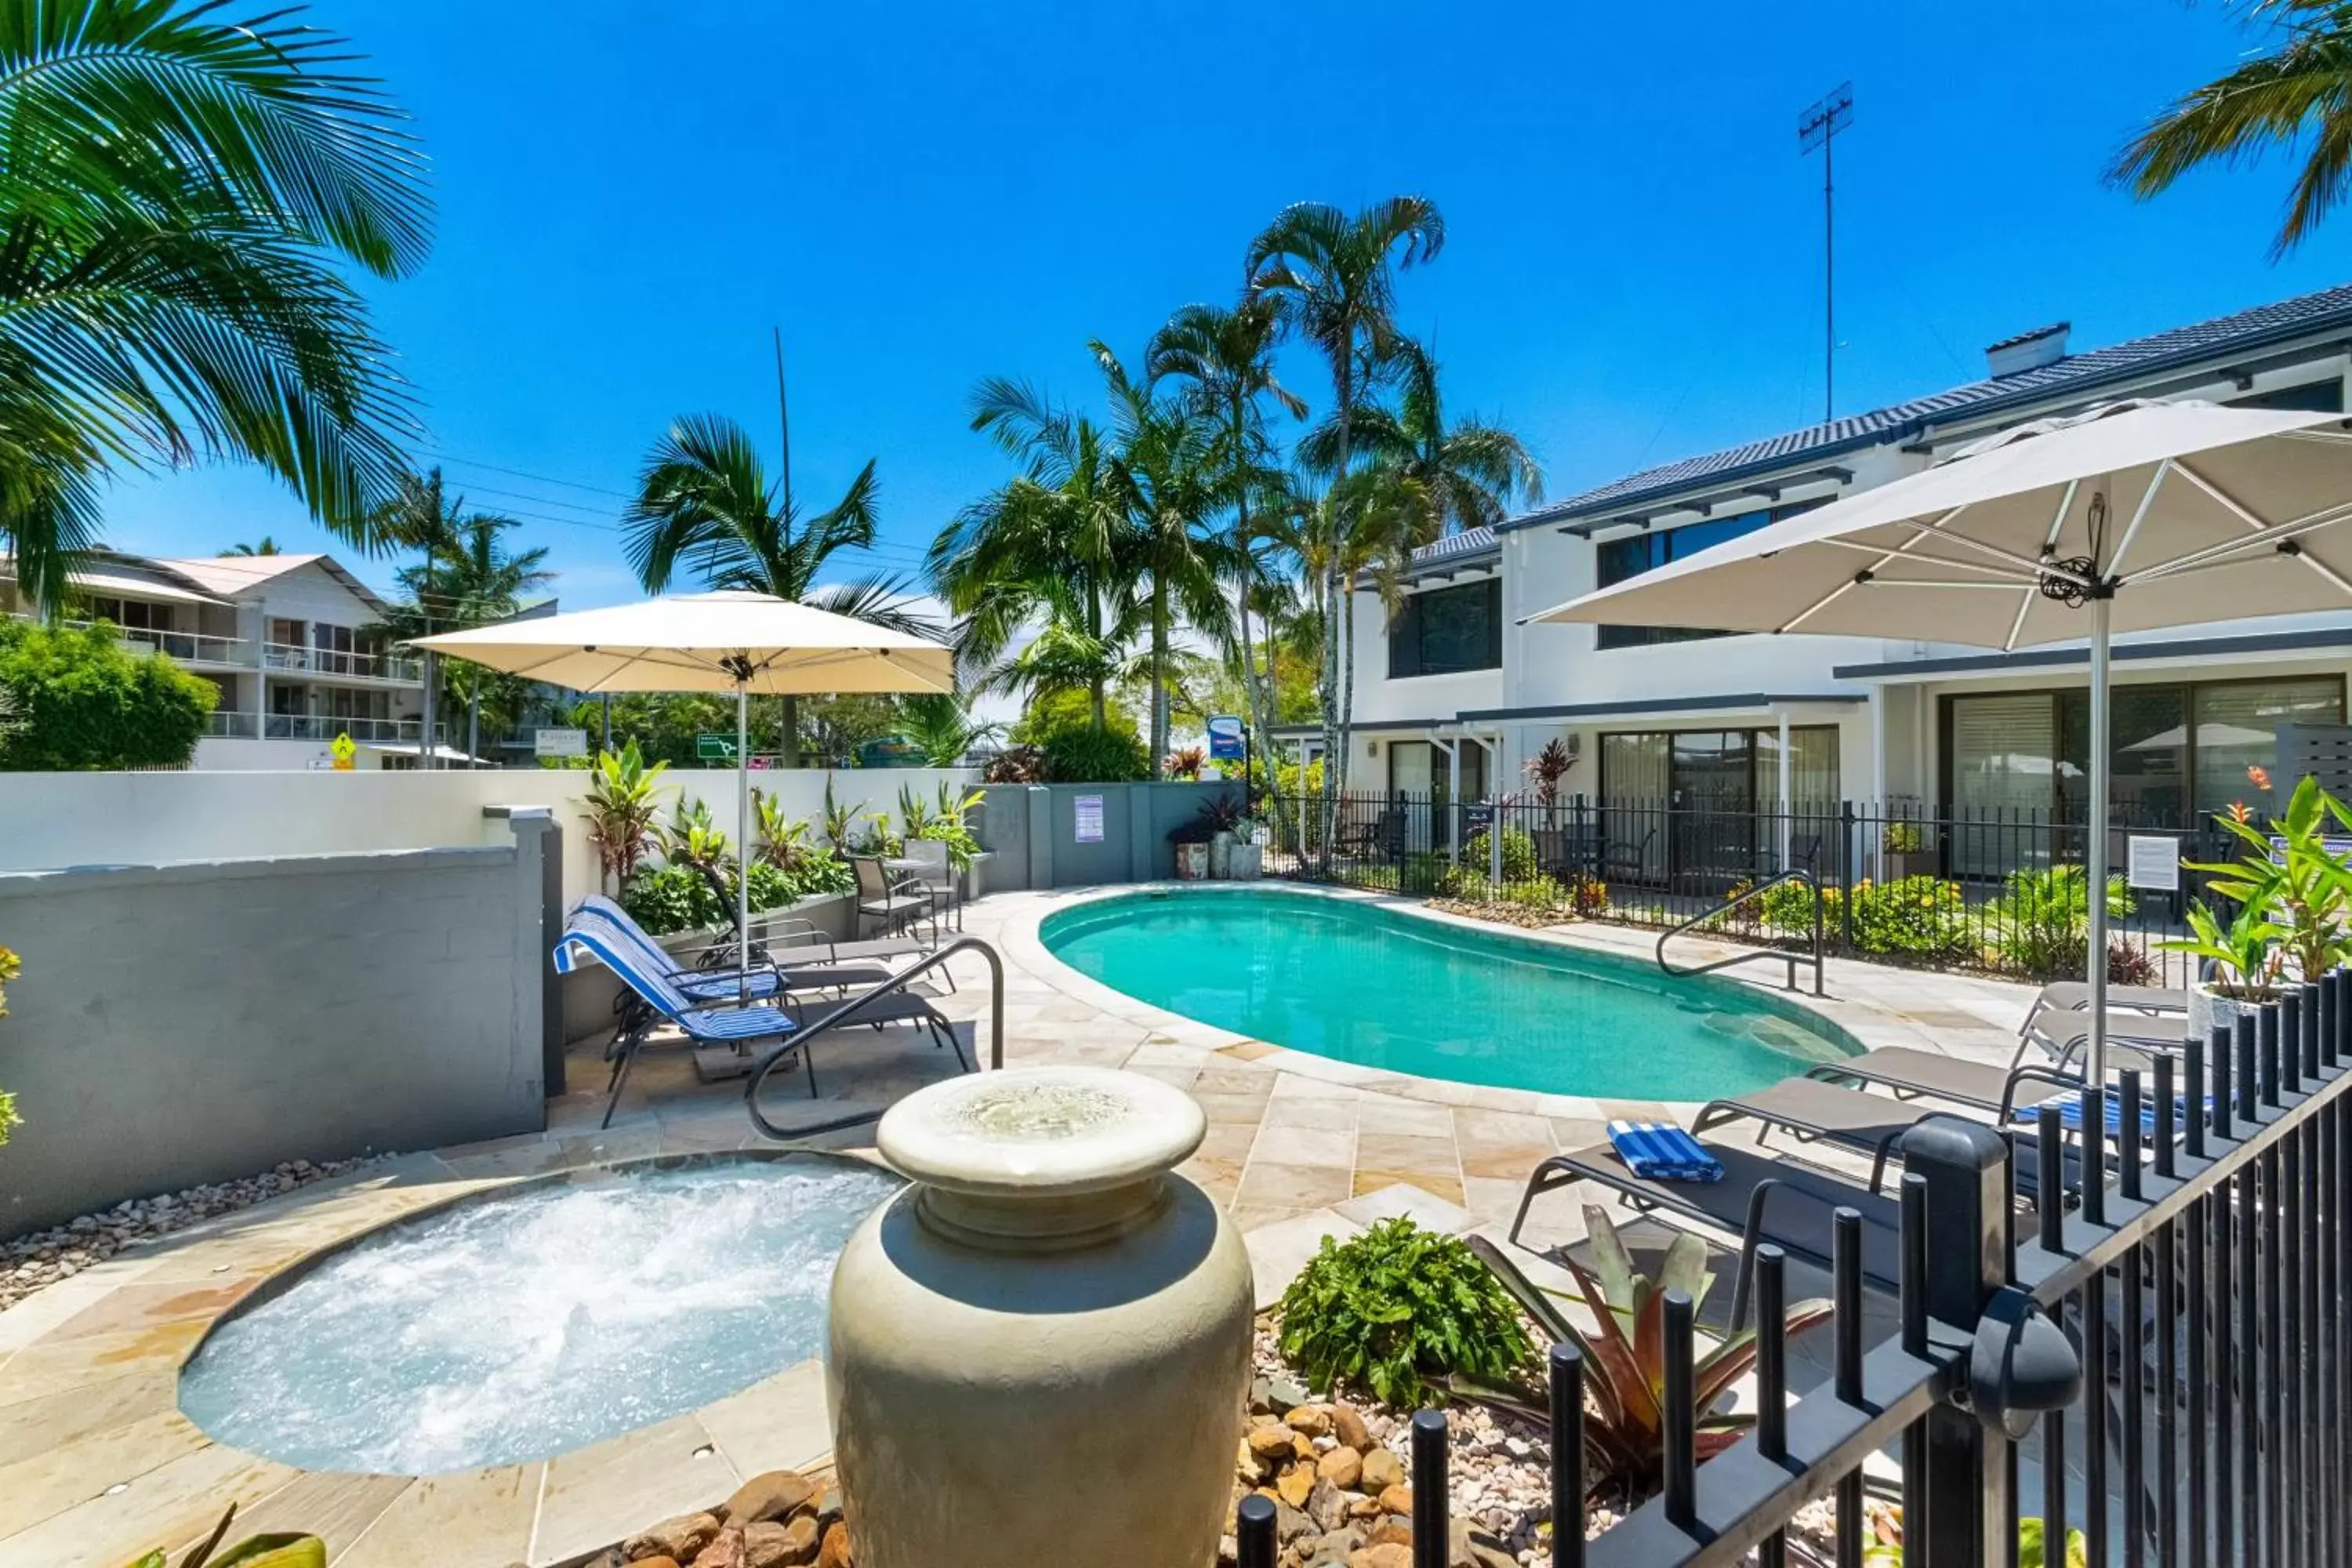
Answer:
745;935;1004;1142
1655;867;1826;997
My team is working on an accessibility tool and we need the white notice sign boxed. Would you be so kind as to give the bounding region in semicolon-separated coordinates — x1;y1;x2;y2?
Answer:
534;727;589;758
1073;794;1105;844
2126;835;2180;892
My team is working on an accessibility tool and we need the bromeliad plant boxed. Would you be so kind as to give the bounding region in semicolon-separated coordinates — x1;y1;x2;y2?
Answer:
125;1505;322;1568
1457;1211;1833;1509
662;797;731;872
581;741;671;891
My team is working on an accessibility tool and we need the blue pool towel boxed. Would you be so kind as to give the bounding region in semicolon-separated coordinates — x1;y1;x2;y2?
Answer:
1607;1120;1724;1184
2009;1094;2213;1136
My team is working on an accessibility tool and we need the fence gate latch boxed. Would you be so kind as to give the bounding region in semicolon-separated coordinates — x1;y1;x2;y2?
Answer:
1964;1284;2081;1438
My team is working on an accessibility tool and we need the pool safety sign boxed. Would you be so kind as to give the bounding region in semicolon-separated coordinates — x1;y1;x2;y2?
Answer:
2126;835;2179;892
1207;715;1245;762
329;733;358;771
534;727;588;758
1073;794;1105;844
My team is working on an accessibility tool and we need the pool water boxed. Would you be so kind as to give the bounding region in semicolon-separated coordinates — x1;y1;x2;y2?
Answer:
1042;891;1857;1101
177;1156;902;1474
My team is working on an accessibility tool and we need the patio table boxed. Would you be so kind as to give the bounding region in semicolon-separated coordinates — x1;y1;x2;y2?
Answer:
886;855;961;932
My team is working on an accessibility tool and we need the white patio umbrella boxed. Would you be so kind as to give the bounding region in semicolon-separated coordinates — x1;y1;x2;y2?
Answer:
1526;398;2352;1083
411;590;956;990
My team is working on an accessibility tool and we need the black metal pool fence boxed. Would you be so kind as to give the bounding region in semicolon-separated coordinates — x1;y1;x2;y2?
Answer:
1280;789;2234;986
1236;977;2352;1568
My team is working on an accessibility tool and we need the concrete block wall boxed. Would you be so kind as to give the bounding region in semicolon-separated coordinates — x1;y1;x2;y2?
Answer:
977;782;1243;888
0;818;551;1237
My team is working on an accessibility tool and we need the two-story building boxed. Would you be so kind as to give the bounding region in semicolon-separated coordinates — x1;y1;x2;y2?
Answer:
1301;281;2352;875
1;550;441;769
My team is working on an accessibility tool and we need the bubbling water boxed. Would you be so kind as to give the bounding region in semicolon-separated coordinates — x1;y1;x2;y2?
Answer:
177;1157;902;1474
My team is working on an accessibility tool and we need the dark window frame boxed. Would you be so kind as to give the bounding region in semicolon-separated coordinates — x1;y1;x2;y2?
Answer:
1387;575;1503;679
1595;497;1831;650
1595;723;1843;804
1936;672;2349;826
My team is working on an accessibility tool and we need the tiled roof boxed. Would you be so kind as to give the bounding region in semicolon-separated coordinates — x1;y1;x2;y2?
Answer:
1401;525;1500;569
1502;281;2352;532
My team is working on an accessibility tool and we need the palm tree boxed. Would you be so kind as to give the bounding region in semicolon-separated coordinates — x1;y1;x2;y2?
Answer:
1247;198;1445;864
379;492;551;760
933;381;1145;733
1094;344;1234;774
1298;337;1542;542
0;1;430;609
622;412;938;764
895;692;1006;767
2111;2;2352;256
1146;300;1307;821
222;537;281;557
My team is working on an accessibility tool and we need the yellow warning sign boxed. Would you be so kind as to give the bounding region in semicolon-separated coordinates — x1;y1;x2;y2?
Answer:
330;732;357;771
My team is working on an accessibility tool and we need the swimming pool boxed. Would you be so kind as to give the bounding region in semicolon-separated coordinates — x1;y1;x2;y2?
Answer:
1041;889;1857;1101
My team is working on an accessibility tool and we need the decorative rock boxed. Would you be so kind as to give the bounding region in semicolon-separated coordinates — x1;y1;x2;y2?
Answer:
1277;1462;1316;1508
626;1513;721;1563
1287;1405;1333;1437
1316;1446;1363;1490
743;1516;820;1568
1360;1450;1404;1492
1307;1478;1350;1534
687;1529;747;1568
1265;1376;1309;1412
1273;1501;1318;1547
1250;1425;1301;1458
1366;1517;1414;1548
1347;1546;1413;1568
1330;1406;1372;1452
815;1530;852;1568
630;1559;681;1568
813;1488;844;1530
1347;1495;1385;1519
726;1471;818;1527
1293;1432;1318;1461
1249;1375;1275;1414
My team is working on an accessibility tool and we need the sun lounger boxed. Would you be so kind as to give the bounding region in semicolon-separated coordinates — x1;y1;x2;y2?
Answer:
1694;1072;2093;1200
574;896;893;1000
554;913;969;1128
2027;981;2189;1017
1508;1132;1906;1329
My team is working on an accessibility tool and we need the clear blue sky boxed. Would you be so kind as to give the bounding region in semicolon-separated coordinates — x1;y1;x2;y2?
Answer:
98;0;2352;608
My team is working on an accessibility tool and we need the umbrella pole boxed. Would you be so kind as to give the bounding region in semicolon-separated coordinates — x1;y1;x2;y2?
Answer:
2085;595;2112;1088
738;682;751;1004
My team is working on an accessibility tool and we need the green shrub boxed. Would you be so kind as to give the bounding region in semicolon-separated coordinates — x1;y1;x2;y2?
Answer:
619;855;850;937
1040;724;1152;782
1849;876;1970;957
1984;865;2129;978
1758;876;1831;937
1276;1218;1536;1406
1459;826;1539;880
0;619;213;770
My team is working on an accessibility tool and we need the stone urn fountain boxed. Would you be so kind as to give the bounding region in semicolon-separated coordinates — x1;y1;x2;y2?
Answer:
827;1065;1254;1568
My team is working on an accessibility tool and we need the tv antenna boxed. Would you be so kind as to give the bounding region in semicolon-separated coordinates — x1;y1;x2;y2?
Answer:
1798;82;1853;423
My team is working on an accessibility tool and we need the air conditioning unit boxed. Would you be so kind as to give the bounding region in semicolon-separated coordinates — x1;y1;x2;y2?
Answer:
1367;739;1381;757
1563;733;1582;763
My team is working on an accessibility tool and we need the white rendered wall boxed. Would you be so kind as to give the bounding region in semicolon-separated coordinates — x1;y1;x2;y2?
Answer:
0;766;980;906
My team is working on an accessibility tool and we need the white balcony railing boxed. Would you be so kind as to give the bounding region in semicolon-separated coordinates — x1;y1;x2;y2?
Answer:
10;614;249;666
262;642;423;683
205;713;434;743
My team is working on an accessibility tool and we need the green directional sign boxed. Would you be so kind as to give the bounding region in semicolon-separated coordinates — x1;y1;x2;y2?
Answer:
695;732;738;760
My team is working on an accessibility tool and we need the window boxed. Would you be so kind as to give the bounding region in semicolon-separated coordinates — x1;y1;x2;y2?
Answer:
1387;578;1501;678
1595;498;1828;649
82;595;167;631
1941;676;2346;829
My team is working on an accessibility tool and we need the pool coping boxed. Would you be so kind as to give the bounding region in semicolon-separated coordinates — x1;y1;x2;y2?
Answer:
998;879;2010;1123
